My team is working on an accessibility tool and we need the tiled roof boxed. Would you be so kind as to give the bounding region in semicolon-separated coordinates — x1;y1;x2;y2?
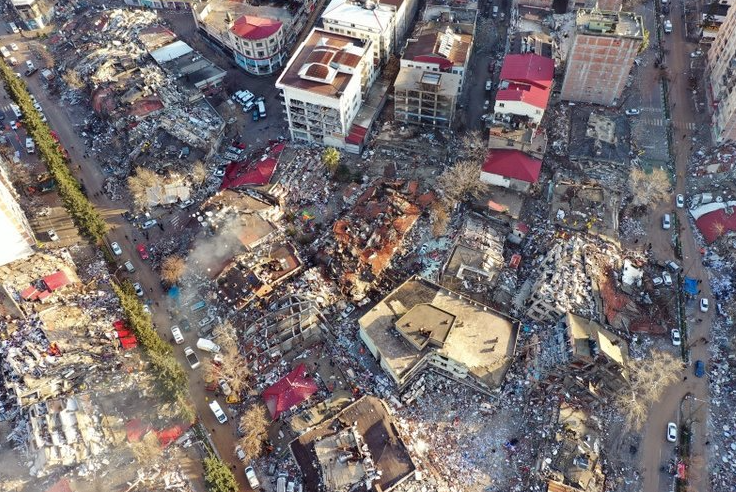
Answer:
482;149;542;183
230;16;282;40
499;53;554;89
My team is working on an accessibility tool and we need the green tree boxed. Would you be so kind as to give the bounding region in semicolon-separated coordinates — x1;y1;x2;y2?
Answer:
321;147;340;173
203;456;238;492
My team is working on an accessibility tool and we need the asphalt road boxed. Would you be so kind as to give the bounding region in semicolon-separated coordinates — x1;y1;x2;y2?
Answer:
5;32;253;491
639;3;711;492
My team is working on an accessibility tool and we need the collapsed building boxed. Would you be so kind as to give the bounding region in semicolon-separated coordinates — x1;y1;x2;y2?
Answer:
550;175;620;242
290;395;416;492
439;213;506;300
359;276;518;395
521;235;601;324
326;180;432;299
568;109;631;188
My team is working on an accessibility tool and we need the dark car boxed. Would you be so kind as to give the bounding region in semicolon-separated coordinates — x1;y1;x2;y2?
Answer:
488;60;495;73
179;318;192;332
694;360;705;378
252;109;259;122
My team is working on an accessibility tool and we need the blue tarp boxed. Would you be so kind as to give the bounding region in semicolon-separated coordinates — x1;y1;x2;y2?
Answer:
168;285;180;304
684;277;698;295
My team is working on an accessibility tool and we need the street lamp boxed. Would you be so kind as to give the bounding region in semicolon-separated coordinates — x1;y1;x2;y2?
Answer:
112;265;124;283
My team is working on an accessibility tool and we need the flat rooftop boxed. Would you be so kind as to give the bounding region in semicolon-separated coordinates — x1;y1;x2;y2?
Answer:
322;0;396;32
359;277;517;388
576;9;644;39
394;67;461;97
196;0;295;34
291;396;415;492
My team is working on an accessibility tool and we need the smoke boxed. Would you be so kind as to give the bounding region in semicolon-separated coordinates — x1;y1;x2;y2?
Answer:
186;214;248;279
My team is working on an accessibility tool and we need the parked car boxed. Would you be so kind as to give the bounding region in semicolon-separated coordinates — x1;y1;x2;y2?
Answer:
252;109;259;121
662;271;673;286
245;466;261;489
198;314;216;328
671;328;681;346
483;100;490;110
666;260;682;272
124;260;135;273
652;276;664;287
209;400;228;424
676;194;684;208
133;282;144;297
485;79;492;91
47;229;59;241
666;422;677;442
171;325;184;344
625;108;641;116
662;214;671;230
664;19;672;33
136;243;149;260
214;168;226;177
235;445;246;462
219;379;233;396
178;198;195;209
690;49;703;58
111;242;123;256
179;318;192;332
9;43;18;51
694;360;705;377
141;219;157;229
340;304;356;319
700;298;709;312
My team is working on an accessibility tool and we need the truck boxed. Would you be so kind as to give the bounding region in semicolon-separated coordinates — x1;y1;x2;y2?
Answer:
197;338;221;353
184;346;200;369
26;137;35;154
209;400;228;424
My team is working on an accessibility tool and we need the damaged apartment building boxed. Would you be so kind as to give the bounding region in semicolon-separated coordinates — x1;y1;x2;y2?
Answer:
359;276;519;395
324;180;434;299
439;213;506;302
549;173;621;242
394;7;476;127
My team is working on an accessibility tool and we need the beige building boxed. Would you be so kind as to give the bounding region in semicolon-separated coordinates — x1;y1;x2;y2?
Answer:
359;276;518;394
560;10;644;106
707;2;736;142
393;70;460;127
0;158;34;266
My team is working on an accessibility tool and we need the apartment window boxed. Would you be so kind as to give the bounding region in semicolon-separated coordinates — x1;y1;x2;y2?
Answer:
269;38;275;44
256;42;264;47
258;51;265;57
245;50;252;56
499;103;505;107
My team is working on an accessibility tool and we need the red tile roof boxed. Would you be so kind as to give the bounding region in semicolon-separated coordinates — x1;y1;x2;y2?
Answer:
262;363;318;419
499;53;554;89
695;208;736;244
230;16;282;41
482;149;542;183
413;54;454;70
496;81;551;109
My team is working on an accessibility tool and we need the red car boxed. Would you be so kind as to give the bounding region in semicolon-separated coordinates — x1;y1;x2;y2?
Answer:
136;243;149;260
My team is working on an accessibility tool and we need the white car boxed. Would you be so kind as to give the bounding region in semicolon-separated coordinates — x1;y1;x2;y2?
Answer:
690;50;703;58
133;282;144;297
662;214;671;230
111;242;123;256
652;277;664;287
219;379;232;396
662;271;673;286
245;466;260;489
198;314;216;327
47;229;59;241
10;43;18;51
141;219;158;229
671;328;681;346
625;108;641;116
676;194;684;208
171;325;184;344
483;100;490;110
667;422;677;442
214;168;226;177
664;20;673;33
700;298;709;312
235;445;246;462
142;304;151;314
209;400;228;424
340;304;356;319
178;198;195;209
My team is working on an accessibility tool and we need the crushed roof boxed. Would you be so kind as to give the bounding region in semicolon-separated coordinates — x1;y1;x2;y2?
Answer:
262;363;319;419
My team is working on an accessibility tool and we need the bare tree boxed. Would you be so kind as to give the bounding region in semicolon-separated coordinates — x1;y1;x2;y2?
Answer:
191;160;207;188
238;403;270;462
438;160;488;206
160;255;186;285
628;167;671;207
212;322;251;394
615;349;683;431
460;130;488;164
127;167;162;211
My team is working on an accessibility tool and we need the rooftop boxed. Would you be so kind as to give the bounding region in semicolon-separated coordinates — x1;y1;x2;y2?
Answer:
403;24;474;68
195;0;295;37
575;9;644;39
564;312;628;367
291;395;415;492
322;0;397;33
568;109;630;164
230;15;283;40
499;53;554;89
359;276;517;389
482;149;543;183
394;67;462;97
276;28;370;98
396;304;456;350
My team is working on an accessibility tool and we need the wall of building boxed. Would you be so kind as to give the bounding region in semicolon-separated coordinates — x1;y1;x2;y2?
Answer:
0;164;34;267
494;100;543;124
707;4;736;143
321;18;394;67
560;33;641;106
479;171;531;192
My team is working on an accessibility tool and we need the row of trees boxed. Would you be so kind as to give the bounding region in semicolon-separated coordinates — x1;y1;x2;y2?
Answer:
113;282;194;422
0;60;107;241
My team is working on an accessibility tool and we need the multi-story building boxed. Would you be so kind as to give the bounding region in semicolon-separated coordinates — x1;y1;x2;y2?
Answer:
393;70;461;127
11;0;55;29
193;0;314;76
560;10;644;106
321;0;420;68
276;29;376;148
494;53;554;126
707;2;736;142
0;159;35;266
700;1;733;44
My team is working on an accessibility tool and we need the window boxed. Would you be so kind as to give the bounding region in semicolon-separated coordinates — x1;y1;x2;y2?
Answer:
256;42;264;47
245;50;252;56
499;103;505;107
257;51;265;57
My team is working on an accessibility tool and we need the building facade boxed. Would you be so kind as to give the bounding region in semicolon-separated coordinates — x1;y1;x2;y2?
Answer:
229;16;287;75
707;2;736;142
394;70;460;127
560;10;644;106
276;29;376;148
494;53;554;125
0;159;35;266
11;0;55;29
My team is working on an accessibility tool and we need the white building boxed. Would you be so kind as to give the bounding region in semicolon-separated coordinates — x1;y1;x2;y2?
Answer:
321;0;420;67
276;29;377;149
0;158;34;266
494;53;554;125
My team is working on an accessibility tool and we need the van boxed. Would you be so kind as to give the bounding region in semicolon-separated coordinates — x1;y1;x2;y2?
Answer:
257;100;266;118
197;337;221;353
26;60;35;71
209;400;228;424
0;46;10;58
190;300;207;312
276;475;287;492
171;325;184;344
239;90;255;105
